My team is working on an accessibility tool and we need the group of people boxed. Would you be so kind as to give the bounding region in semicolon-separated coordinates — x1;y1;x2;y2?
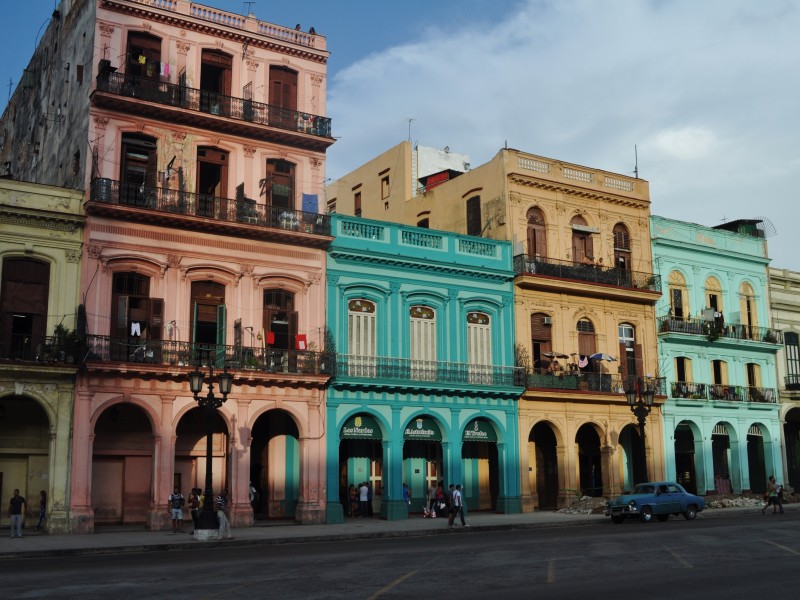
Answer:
347;482;373;517
167;486;232;539
425;481;469;528
762;475;785;515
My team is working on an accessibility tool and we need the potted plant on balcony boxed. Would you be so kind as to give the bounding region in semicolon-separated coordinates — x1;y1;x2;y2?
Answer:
53;324;81;363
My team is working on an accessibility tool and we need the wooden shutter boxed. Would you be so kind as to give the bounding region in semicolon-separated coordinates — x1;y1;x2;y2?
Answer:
116;295;129;335
633;343;643;378
216;305;226;346
618;342;629;383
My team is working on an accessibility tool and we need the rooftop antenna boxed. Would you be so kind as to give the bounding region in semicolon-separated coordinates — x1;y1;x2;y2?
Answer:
634;144;639;179
243;1;256;15
406;117;415;141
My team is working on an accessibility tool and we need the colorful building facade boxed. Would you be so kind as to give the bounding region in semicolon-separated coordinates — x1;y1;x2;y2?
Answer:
652;216;781;495
325;214;523;522
1;0;334;531
0;179;85;533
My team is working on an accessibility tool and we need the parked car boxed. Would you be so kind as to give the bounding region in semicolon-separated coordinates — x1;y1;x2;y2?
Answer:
605;481;705;524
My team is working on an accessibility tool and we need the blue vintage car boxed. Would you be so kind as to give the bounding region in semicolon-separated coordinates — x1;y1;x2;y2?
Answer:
605;481;705;524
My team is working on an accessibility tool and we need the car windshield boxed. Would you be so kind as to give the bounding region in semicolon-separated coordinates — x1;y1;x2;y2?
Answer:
632;484;655;494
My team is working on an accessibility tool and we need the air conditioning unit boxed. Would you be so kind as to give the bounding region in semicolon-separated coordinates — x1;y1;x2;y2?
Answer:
542;316;553;326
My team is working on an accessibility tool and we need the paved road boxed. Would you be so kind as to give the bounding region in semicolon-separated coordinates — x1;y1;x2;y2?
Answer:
3;513;799;599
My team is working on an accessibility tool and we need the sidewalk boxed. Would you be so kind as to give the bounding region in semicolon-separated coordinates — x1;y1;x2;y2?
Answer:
1;503;794;561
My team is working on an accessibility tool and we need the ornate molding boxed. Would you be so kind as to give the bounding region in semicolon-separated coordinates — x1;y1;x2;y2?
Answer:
246;59;260;71
93;116;109;130
66;249;82;263
87;244;103;259
166;254;182;269
310;73;324;86
310;157;323;169
243;145;257;158
98;22;115;37
176;41;191;54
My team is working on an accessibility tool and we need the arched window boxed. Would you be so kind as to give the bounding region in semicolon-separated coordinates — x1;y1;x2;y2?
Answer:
668;270;688;319
526;207;547;258
618;323;640;383
739;282;758;335
348;299;377;377
410;305;437;379
530;312;553;372
467;311;492;383
613;223;631;271
570;215;594;264
466;196;482;237
704;276;723;312
269;65;298;112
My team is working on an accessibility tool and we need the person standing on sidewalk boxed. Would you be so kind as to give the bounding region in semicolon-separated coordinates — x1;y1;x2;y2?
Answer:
773;480;785;514
402;483;411;515
358;481;369;518
215;489;232;539
35;490;47;531
168;486;185;533
762;476;780;515
448;485;462;528
455;484;468;527
8;489;26;538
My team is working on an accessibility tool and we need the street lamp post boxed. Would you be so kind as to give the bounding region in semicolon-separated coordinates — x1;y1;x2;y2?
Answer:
625;377;655;483
188;364;232;539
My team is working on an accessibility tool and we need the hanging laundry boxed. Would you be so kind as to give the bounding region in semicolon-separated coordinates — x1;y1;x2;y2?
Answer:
578;355;588;368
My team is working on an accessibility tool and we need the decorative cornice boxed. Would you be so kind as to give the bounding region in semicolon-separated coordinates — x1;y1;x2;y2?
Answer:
508;175;648;209
0;208;83;233
176;41;191;55
310;73;324;85
329;251;513;283
98;22;115;37
66;249;82;263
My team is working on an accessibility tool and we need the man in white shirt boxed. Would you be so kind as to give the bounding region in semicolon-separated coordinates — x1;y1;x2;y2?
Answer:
358;481;369;518
448;485;462;528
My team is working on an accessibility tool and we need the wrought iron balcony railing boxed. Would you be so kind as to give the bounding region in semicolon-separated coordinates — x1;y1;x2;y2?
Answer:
333;354;525;388
513;254;661;291
0;334;81;365
89;178;331;235
84;335;332;376
786;374;800;391
657;316;782;344
96;71;332;139
672;381;776;403
524;371;666;395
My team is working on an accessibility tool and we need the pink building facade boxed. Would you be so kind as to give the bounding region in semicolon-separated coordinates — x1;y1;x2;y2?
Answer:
1;0;335;532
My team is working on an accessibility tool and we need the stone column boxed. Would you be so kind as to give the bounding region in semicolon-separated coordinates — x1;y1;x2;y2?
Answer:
230;397;255;528
69;389;95;533
294;394;326;524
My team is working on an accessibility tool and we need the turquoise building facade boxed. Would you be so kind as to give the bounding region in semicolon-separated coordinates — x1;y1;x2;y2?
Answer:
651;216;782;495
326;215;524;523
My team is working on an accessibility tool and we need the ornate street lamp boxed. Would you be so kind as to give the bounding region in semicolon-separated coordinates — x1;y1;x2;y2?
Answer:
625;377;655;483
188;364;233;537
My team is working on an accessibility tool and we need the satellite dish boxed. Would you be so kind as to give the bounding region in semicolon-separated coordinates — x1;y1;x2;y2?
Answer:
755;217;777;238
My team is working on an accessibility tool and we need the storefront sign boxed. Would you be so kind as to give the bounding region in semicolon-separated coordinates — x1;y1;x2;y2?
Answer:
340;414;382;439
403;417;442;441
463;418;497;442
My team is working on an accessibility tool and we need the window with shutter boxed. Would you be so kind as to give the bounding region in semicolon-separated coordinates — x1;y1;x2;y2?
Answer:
530;312;552;372
577;319;596;367
526;207;547;258
348;299;377;377
410;306;436;380
786;333;800;382
466;196;481;237
613;223;631;271
1;257;50;359
467;312;492;383
127;32;162;80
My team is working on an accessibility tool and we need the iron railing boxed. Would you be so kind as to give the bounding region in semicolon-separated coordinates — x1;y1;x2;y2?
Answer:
333;354;525;387
786;374;800;391
513;254;661;291
84;335;332;376
525;371;666;395
671;381;708;399
96;71;332;138
89;178;331;235
657;316;782;344
0;334;81;364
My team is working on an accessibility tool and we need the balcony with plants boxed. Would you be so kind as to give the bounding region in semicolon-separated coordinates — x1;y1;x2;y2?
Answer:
82;335;332;380
0;325;82;367
670;381;777;404
657;315;782;345
513;254;661;301
87;178;331;246
524;370;666;396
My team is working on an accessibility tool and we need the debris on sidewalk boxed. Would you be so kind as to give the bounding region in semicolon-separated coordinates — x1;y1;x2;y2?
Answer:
558;496;609;515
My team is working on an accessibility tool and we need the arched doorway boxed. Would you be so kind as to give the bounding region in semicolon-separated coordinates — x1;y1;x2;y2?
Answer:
250;409;299;520
0;396;50;528
674;422;698;493
576;424;602;496
529;421;558;509
620;424;645;489
785;407;800;491
462;418;499;510
338;413;383;518
402;415;442;513
174;406;229;505
747;424;768;493
711;423;732;494
92;404;153;525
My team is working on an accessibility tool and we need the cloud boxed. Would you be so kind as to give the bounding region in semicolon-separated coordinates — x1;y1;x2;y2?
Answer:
326;0;800;269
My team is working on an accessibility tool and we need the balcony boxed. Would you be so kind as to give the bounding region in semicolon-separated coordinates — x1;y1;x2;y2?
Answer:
657;316;782;344
786;375;800;391
0;333;81;366
83;335;332;379
513;254;661;302
93;71;333;151
671;381;777;403
525;371;666;395
88;178;331;247
332;355;524;390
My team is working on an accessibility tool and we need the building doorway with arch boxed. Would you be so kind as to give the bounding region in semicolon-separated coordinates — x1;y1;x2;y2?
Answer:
174;406;229;510
576;424;602;497
620;424;645;489
785;407;800;491
402;415;443;513
91;403;154;525
674;423;698;493
747;424;768;494
462;418;499;511
529;421;558;509
338;413;383;518
250;409;300;520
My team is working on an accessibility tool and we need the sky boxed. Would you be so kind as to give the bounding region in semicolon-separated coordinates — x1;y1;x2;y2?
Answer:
2;0;799;271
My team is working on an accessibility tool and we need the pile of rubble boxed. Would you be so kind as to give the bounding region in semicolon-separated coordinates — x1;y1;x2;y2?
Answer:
558;496;609;515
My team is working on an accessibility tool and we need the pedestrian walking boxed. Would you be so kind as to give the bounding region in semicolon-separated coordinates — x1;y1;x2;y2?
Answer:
215;489;232;539
456;484;468;526
762;475;782;515
402;483;411;515
35;490;47;531
248;481;259;514
168;486;185;533
448;484;462;528
773;479;785;514
188;488;201;532
427;481;438;513
8;489;26;538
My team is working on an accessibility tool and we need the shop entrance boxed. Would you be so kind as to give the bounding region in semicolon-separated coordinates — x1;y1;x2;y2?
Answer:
402;416;442;513
529;421;558;510
174;406;229;505
674;423;698;493
250;409;300;520
462;418;499;511
576;424;602;497
338;414;382;518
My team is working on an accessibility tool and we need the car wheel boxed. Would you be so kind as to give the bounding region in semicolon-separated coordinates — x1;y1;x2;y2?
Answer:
611;515;624;524
640;506;653;523
683;505;697;520
657;514;669;522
